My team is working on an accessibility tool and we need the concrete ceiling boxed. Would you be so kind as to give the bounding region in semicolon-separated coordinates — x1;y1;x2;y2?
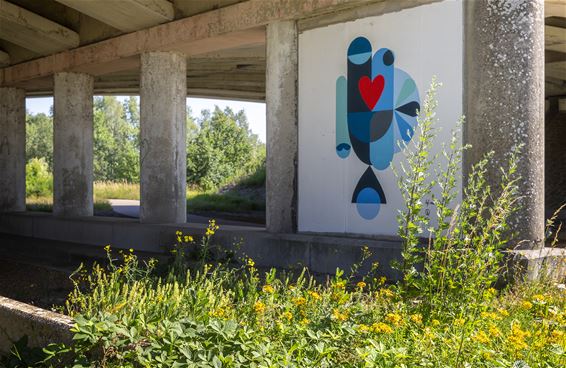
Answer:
0;0;563;100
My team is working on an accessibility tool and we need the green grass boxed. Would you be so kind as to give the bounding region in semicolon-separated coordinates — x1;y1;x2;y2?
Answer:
187;191;265;212
26;182;265;214
26;196;113;212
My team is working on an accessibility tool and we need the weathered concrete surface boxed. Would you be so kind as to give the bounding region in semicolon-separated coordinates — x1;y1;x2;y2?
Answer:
0;0;381;88
0;87;25;213
53;72;94;217
505;248;566;282
0;296;73;355
140;52;187;224
0;212;404;280
266;21;298;233
464;0;545;249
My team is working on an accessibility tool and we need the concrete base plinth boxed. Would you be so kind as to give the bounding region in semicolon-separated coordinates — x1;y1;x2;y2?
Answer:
0;88;26;213
505;248;566;283
53;72;94;217
140;52;187;224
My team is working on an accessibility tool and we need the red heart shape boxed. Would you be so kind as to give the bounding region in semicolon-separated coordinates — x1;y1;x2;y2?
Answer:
358;75;384;110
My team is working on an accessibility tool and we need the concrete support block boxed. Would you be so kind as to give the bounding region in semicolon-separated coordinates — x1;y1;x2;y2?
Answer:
0;296;73;355
505;248;566;283
464;0;545;249
53;72;94;217
0;88;26;213
266;20;298;233
140;51;187;224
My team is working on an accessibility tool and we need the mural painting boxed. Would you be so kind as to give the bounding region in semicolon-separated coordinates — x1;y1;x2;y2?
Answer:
336;37;420;219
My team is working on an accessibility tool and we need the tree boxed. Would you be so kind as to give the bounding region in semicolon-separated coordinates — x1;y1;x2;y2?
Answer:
93;96;139;182
26;112;53;169
187;106;263;190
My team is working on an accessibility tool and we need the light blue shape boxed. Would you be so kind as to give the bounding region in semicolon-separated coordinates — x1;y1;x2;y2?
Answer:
335;76;350;159
348;52;372;65
369;123;394;170
356;188;381;219
372;48;394;112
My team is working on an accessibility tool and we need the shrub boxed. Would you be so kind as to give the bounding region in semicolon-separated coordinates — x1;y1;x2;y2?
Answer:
25;158;53;198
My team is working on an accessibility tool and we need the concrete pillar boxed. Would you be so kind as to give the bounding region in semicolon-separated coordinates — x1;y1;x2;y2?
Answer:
464;0;545;249
140;52;186;223
266;20;298;233
53;72;94;217
0;88;26;212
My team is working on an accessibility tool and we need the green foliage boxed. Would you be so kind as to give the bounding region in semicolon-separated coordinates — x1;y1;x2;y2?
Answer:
187;107;265;190
16;230;565;367
25;158;53;197
93;97;139;182
187;192;265;212
26;113;53;169
394;79;524;366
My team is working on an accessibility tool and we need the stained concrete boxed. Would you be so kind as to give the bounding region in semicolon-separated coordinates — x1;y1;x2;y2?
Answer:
266;20;298;233
0;88;25;213
140;52;187;224
0;296;73;355
53;72;94;217
464;0;545;249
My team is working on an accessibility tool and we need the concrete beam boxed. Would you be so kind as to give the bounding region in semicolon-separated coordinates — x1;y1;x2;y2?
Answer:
140;52;187;224
0;50;8;67
0;0;79;55
265;21;298;233
53;72;94;217
0;0;381;87
464;0;545;249
54;0;174;32
546;25;566;53
0;87;25;213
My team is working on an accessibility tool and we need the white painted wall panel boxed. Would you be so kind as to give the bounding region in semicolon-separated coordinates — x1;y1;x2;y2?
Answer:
298;0;463;236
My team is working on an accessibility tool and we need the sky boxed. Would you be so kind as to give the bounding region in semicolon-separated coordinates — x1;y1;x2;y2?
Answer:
25;96;267;142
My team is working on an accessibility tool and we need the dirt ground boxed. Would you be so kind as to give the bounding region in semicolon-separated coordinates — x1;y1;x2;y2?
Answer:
0;260;73;311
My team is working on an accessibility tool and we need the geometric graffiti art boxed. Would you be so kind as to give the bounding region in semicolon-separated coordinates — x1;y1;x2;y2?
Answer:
336;36;420;219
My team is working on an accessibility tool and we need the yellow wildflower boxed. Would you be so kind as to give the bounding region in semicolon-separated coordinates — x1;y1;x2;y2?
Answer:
282;311;293;321
480;311;502;321
521;300;533;310
300;318;310;325
549;330;564;344
334;280;346;290
497;308;510;317
431;319;441;327
379;288;394;298
356;281;367;289
410;313;423;325
262;284;274;294
247;258;255;268
308;291;321;300
385;313;403;326
293;297;307;306
454;318;465;327
332;309;348;321
104;245;111;252
372;322;393;334
358;324;370;333
532;294;546;304
488;323;501;338
507;323;531;350
472;330;491;344
184;235;193;243
254;301;265;314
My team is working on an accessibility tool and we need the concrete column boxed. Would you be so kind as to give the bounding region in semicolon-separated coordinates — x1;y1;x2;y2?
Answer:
0;88;26;212
266;20;298;233
464;0;545;249
140;52;186;224
53;72;94;217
